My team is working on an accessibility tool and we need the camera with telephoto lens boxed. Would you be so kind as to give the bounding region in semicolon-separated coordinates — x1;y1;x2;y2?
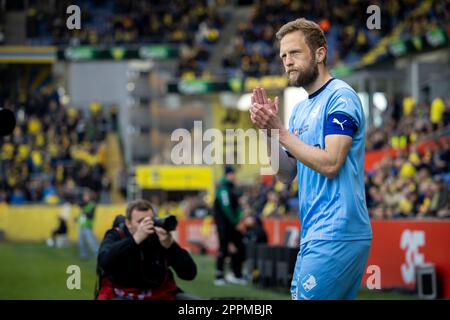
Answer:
153;215;177;232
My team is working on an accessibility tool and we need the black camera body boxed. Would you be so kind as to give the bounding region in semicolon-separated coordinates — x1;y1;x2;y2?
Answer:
153;215;177;232
112;214;178;233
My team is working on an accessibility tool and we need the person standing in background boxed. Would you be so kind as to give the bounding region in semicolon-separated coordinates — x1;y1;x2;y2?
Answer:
78;190;99;260
213;166;247;286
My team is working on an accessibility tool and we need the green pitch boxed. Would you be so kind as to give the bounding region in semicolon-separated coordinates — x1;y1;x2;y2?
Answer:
0;242;415;300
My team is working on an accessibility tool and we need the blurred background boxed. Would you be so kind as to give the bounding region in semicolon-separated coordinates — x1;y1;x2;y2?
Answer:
0;0;449;300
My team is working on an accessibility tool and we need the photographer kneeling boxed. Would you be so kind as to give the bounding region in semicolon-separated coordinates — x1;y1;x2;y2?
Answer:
96;199;198;300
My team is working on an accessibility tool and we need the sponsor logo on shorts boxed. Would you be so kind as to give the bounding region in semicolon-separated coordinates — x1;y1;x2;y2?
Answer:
302;274;317;292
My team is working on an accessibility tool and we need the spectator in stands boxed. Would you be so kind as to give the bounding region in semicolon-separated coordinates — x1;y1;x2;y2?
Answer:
433;139;450;174
285;189;299;217
443;99;450;127
261;191;284;217
46;200;71;248
10;188;26;205
188;194;211;219
417;180;435;219
239;194;255;218
430;97;445;131
242;215;268;245
427;177;450;218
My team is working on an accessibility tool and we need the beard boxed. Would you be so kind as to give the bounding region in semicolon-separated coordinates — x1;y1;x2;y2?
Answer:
287;57;319;88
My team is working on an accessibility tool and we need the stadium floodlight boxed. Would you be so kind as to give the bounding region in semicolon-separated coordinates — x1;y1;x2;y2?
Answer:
373;92;387;111
57;86;65;97
126;82;135;92
61;95;70;105
220;92;239;109
237;93;252;111
165;94;181;109
283;87;307;127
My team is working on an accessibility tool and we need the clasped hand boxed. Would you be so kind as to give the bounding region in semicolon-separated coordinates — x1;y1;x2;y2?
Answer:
249;87;285;136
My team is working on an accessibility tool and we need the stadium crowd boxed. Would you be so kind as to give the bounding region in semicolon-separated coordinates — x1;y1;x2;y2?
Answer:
366;96;450;151
1;0;449;221
363;96;450;219
0;91;113;205
366;138;450;219
16;0;449;80
22;0;227;78
220;0;449;78
4;91;448;222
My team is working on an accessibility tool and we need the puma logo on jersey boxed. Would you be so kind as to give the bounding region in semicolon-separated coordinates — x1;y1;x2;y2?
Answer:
332;118;347;130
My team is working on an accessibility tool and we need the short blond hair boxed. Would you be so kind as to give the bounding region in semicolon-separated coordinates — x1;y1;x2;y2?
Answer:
276;18;327;65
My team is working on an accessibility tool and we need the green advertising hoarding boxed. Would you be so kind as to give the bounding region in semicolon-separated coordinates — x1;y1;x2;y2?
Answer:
60;45;178;61
388;27;448;58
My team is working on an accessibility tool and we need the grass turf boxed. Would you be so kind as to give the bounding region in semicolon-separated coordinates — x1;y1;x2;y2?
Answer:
0;242;415;300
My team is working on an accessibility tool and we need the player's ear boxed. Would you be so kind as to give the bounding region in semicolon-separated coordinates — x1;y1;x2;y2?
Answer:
316;47;327;64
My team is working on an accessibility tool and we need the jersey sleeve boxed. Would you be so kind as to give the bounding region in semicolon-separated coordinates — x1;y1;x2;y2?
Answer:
324;113;357;137
326;88;364;130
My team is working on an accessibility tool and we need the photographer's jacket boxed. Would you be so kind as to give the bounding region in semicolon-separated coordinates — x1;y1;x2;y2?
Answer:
97;226;197;299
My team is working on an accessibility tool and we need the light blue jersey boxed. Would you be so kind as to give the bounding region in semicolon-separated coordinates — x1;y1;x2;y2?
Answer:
288;78;372;244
